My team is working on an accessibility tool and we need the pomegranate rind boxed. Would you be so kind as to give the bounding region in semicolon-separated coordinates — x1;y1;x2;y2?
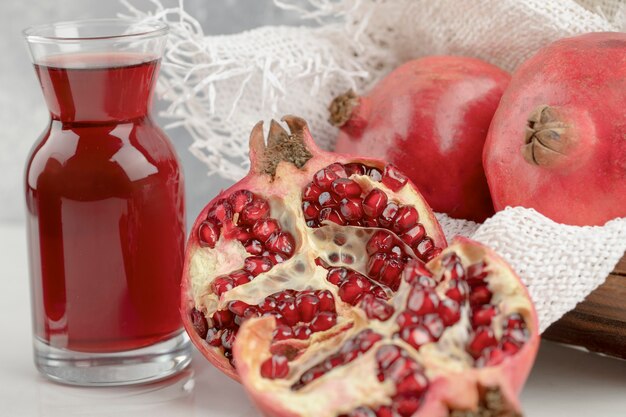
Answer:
235;238;539;417
180;116;447;380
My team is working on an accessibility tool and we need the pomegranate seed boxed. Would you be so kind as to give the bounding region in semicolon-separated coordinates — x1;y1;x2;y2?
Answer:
265;231;296;257
376;345;403;373
268;252;287;264
400;224;426;247
362;188;388;218
331;178;362;198
260;355;289;379
438;298;461;326
406;288;439;315
390;245;403;258
275;289;296;301
381;164;408;191
318;191;336;207
303;182;323;201
393;395;421;417
375;406;396;417
339;274;370;304
367;252;387;278
501;338;522;355
466;261;489;287
207;199;234;223
327;267;348;285
293;325;312;340
362;218;379;227
309;311;336;332
378;258;404;290
384;355;421;382
198;220;220;248
244;239;264;255
313;167;341;189
476;346;506;367
392;206;418;233
505;313;525;330
251;218;279;242
230;269;252;286
243;305;260;319
400;325;434;350
296;293;320;322
212;309;234;328
344;162;368;176
360;294;395;321
366;230;395;255
211;275;234;296
227;300;250;316
328;162;349;178
190;308;208;339
302;201;320;220
339;198;363;221
205;328;221;346
472;305;497;328
368;167;383;182
227;226;252;243
396;311;419;328
273;325;294;341
403;261;432;283
445;279;469;302
467;327;498;358
244;256;273;276
239;199;270;225
379;202;399;228
277;299;300;326
220;329;235;349
443;258;465;280
469;285;492;306
423;314;444;339
258;297;277;313
371;285;388;299
228;189;254;213
317;290;336;312
319;207;346;225
396;371;429;396
506;327;530;345
414;237;435;260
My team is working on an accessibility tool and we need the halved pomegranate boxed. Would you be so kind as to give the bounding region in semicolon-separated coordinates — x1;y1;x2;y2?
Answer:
235;239;538;417
181;116;447;380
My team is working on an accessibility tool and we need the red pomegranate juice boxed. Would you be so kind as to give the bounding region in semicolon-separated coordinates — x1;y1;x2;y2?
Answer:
25;54;185;353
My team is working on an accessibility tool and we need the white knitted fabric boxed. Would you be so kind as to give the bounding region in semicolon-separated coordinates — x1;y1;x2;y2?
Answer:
123;0;626;332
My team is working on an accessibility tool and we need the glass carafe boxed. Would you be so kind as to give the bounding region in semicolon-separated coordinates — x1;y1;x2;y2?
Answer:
23;19;191;386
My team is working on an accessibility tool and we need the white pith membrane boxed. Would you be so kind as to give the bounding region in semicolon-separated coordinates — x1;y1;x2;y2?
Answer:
183;118;536;417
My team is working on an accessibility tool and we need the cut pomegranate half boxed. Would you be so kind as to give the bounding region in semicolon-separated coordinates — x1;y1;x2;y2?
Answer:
181;116;446;380
235;239;538;417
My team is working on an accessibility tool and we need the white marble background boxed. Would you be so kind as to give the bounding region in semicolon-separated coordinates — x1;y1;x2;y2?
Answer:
0;0;300;224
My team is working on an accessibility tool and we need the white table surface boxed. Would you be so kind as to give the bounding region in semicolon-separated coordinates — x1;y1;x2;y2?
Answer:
2;221;625;417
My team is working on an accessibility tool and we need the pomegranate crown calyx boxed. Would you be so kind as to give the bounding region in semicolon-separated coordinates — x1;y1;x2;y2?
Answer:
522;105;572;167
329;89;360;127
249;116;314;179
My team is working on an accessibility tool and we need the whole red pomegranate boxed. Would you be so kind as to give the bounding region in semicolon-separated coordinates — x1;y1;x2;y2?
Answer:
483;32;626;226
331;56;511;222
182;116;539;417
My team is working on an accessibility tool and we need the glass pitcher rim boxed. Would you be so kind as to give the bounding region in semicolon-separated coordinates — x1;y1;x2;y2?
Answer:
23;18;169;44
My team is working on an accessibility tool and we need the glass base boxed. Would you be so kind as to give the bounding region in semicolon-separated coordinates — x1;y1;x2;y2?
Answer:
33;330;192;386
